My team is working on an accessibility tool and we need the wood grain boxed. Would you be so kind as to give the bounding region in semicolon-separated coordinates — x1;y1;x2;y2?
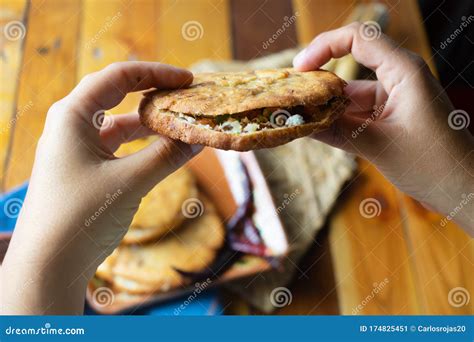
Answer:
400;196;473;314
0;0;28;190
4;0;81;190
78;0;159;114
230;0;298;60
156;0;232;67
329;160;420;314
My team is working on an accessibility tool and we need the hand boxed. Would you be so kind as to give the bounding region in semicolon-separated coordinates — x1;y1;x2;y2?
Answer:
294;23;473;234
1;62;202;314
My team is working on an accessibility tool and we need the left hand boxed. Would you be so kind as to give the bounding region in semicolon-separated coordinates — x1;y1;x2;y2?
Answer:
1;62;201;314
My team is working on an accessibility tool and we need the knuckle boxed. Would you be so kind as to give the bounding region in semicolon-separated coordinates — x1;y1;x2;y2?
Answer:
47;99;69;117
410;53;428;69
155;139;187;167
104;62;125;74
79;72;96;84
348;21;363;30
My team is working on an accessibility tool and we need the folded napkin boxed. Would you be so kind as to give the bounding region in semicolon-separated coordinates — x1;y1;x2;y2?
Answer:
191;49;356;312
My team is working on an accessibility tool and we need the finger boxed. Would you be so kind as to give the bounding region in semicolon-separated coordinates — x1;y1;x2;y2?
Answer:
67;62;193;116
293;22;430;94
345;80;388;114
113;137;203;192
311;114;389;158
100;113;156;152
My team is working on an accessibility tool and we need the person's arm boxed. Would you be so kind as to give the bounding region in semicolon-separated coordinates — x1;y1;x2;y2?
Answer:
1;62;202;315
294;23;473;234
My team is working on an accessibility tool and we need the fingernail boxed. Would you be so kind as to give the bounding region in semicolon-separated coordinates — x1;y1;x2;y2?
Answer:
293;49;306;67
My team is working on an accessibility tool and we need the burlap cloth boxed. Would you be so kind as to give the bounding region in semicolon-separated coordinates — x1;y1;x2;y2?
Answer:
191;50;356;312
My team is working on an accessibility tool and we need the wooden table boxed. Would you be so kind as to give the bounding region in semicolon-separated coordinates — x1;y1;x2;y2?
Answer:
0;0;472;315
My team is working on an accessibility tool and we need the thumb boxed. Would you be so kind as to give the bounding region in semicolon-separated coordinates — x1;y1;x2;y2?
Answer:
312;115;392;160
114;137;203;194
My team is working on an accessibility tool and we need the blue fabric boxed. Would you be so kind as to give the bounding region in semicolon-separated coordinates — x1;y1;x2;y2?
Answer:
0;181;28;232
1;182;222;315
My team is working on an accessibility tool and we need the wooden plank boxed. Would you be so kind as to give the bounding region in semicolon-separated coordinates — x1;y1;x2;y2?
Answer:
0;0;28;191
155;0;232;67
4;0;81;190
329;160;420;314
400;196;473;314
78;0;159;114
229;0;298;60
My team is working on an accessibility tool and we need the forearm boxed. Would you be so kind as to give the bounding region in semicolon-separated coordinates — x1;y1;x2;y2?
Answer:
1;219;98;315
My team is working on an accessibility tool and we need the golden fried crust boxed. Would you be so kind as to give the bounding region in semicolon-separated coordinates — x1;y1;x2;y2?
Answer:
140;96;347;151
111;196;225;294
146;68;346;115
115;138;198;244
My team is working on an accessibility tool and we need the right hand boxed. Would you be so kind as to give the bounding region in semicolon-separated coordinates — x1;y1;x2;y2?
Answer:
294;23;473;234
